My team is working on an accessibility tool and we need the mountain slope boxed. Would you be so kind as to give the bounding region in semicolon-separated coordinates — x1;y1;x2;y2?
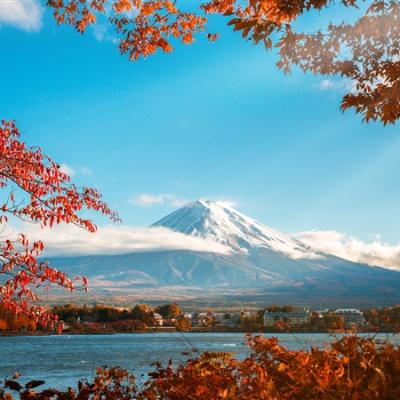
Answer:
48;200;400;305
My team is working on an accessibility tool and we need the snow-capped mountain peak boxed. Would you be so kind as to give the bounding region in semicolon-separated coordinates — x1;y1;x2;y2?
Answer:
152;200;319;259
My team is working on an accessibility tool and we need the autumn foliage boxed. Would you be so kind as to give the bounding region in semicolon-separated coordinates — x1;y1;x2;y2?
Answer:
1;335;400;399
0;302;37;332
46;0;400;124
0;120;118;328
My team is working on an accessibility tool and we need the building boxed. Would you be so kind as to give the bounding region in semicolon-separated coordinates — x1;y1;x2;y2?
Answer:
264;311;311;327
153;313;164;326
334;308;365;327
218;318;239;328
191;312;211;328
240;311;256;318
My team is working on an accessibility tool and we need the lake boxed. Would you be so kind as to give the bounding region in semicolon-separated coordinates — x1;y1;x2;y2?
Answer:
1;332;398;389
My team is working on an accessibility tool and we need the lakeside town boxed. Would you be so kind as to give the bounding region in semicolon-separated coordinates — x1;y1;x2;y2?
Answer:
1;303;399;335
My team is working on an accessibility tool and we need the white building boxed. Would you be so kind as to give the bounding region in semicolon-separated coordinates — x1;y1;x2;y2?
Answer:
219;318;239;328
264;311;310;327
153;313;164;326
334;308;365;327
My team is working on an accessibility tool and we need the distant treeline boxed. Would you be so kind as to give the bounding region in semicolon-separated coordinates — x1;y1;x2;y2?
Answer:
51;303;188;333
2;303;400;334
53;303;400;333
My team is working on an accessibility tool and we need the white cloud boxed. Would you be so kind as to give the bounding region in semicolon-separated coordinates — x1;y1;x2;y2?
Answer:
18;223;230;256
59;163;75;176
212;199;238;209
79;166;93;176
92;22;107;42
59;164;94;177
0;0;43;32
129;193;189;208
316;79;335;90
295;230;400;270
314;79;356;93
89;12;120;44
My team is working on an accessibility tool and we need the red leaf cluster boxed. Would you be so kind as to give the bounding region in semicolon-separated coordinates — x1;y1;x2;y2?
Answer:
2;335;400;399
47;0;400;123
0;120;118;327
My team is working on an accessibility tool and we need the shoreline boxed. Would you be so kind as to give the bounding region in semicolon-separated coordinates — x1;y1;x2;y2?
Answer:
1;329;393;338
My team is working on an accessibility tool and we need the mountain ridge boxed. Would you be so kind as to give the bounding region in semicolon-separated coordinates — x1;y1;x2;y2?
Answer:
47;200;400;306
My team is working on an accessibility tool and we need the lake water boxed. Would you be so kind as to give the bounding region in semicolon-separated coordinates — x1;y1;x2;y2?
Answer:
1;332;398;389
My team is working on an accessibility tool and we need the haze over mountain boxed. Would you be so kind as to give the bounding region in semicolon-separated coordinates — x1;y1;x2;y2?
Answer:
49;200;400;306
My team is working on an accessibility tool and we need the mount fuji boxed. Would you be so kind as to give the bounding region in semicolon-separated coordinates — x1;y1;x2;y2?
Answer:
153;200;319;259
48;200;400;306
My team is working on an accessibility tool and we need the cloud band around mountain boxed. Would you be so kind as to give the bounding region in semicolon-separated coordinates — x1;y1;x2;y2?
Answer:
18;224;230;257
296;230;400;271
7;221;400;271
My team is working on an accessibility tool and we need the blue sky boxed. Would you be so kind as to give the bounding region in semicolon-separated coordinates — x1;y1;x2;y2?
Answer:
1;1;400;248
